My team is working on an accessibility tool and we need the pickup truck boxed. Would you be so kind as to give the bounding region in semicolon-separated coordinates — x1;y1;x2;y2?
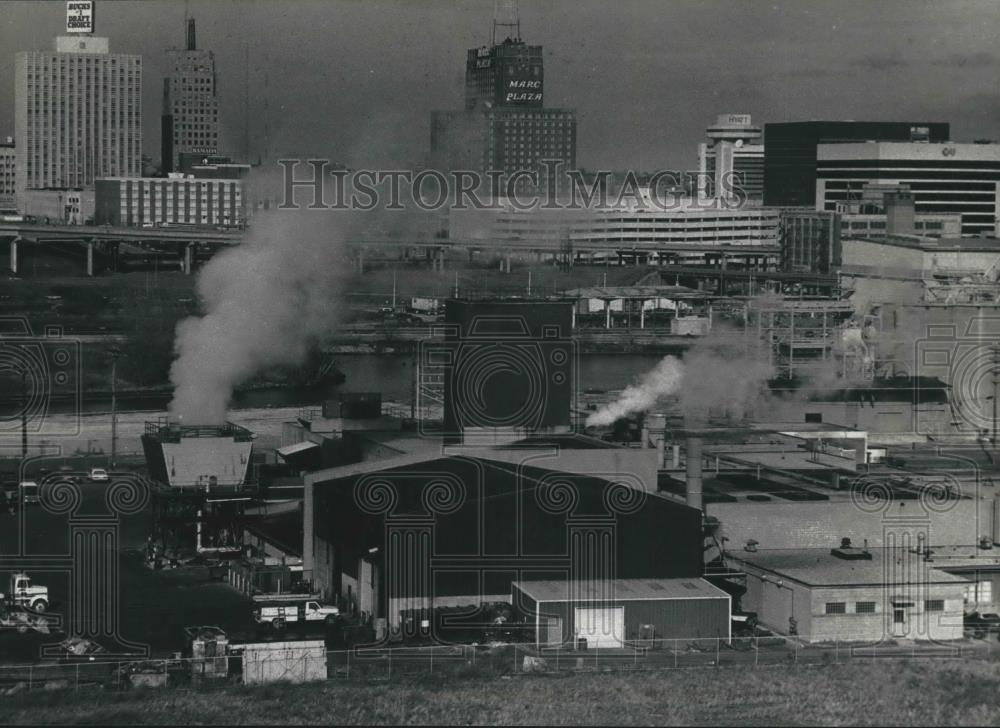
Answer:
253;600;339;630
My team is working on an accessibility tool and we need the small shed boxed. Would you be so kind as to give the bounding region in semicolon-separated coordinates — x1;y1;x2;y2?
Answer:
238;640;327;684
512;578;731;648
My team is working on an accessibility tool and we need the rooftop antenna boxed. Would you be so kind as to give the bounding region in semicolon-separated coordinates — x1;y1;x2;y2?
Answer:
492;0;521;46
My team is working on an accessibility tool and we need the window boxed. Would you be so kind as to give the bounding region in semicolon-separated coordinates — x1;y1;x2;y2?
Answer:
825;602;846;615
855;601;876;614
925;599;945;612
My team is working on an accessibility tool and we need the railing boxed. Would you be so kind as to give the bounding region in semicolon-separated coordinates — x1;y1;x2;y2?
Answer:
0;634;995;692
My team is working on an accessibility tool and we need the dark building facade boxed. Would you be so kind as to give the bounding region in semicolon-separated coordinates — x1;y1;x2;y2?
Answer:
309;455;704;638
763;121;950;207
438;299;575;444
431;34;576;191
780;209;842;274
465;38;543;110
161;19;220;175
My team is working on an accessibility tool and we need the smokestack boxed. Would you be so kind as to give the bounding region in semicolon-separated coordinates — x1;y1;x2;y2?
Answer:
671;443;680;469
187;18;196;51
646;413;667;467
685;437;703;510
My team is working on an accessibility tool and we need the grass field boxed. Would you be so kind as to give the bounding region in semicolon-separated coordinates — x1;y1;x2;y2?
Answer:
2;659;999;725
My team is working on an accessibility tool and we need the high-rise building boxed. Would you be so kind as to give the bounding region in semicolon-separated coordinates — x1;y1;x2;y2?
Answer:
161;18;219;175
465;38;543;110
431;12;576;193
0;138;15;213
698;114;764;203
14;35;142;206
815;141;1000;236
763;121;950;207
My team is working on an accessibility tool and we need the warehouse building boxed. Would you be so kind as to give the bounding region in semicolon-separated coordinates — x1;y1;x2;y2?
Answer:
304;448;704;636
512;577;731;648
731;547;968;643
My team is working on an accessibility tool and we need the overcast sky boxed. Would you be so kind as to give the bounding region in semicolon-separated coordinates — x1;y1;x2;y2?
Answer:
1;0;998;171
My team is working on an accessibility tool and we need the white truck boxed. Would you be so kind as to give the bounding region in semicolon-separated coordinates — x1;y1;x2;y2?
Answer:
0;572;50;612
252;599;339;630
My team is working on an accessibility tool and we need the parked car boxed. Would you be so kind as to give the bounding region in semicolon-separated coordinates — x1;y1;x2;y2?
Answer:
89;468;110;482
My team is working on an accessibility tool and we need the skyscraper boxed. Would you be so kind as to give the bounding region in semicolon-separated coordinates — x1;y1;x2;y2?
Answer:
14;35;142;204
161;18;220;175
430;9;576;193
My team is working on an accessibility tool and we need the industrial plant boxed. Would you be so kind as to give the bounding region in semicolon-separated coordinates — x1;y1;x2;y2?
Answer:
1;1;999;725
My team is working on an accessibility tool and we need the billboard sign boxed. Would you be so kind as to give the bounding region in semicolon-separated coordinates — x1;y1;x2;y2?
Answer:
503;67;543;106
66;1;94;33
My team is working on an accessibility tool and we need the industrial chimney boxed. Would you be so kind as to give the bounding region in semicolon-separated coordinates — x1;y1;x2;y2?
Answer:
645;413;667;467
186;17;197;51
685;437;703;510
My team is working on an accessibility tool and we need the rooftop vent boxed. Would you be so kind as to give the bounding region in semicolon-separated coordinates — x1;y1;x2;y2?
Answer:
831;537;872;560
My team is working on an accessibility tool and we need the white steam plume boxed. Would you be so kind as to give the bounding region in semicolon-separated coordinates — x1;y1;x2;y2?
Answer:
586;320;777;427
168;209;350;424
586;356;684;426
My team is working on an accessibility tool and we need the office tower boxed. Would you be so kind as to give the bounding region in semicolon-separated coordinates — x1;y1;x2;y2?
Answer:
763;121;950;207
698;114;764;203
430;6;576;192
816;141;1000;236
14;35;142;204
161;18;220;175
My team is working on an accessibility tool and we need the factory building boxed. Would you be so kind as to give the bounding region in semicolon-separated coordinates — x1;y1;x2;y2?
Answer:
294;298;716;640
512;577;730;648
305;449;704;635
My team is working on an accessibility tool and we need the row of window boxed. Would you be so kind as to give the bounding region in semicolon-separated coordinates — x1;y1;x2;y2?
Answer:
825;600;945;615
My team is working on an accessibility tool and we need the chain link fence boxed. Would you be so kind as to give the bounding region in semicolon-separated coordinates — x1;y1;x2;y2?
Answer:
0;635;997;694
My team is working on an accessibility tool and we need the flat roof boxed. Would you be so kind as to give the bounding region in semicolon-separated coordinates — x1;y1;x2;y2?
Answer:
731;548;971;587
845;235;1000;252
512;578;729;603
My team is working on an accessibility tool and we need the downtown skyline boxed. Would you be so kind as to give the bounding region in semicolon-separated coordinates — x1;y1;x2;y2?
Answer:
0;0;997;173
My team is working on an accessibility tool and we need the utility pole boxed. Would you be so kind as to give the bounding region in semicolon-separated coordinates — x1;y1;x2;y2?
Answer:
21;369;27;458
108;348;122;468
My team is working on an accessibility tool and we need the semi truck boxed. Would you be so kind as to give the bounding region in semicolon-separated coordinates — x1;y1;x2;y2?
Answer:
0;572;49;612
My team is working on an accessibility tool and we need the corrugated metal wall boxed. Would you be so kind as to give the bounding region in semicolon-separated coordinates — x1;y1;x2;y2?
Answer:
534;597;729;644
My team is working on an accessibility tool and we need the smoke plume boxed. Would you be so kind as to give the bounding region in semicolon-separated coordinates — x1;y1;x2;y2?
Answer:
586;321;776;427
168;208;351;424
585;356;684;426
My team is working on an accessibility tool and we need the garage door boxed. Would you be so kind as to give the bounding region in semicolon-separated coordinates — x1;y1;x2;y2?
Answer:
574;607;624;648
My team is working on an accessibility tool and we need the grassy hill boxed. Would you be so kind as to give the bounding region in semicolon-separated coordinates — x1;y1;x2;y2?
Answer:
2;659;999;725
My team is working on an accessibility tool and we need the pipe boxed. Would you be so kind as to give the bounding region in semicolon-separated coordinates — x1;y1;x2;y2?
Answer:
685;437;703;510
